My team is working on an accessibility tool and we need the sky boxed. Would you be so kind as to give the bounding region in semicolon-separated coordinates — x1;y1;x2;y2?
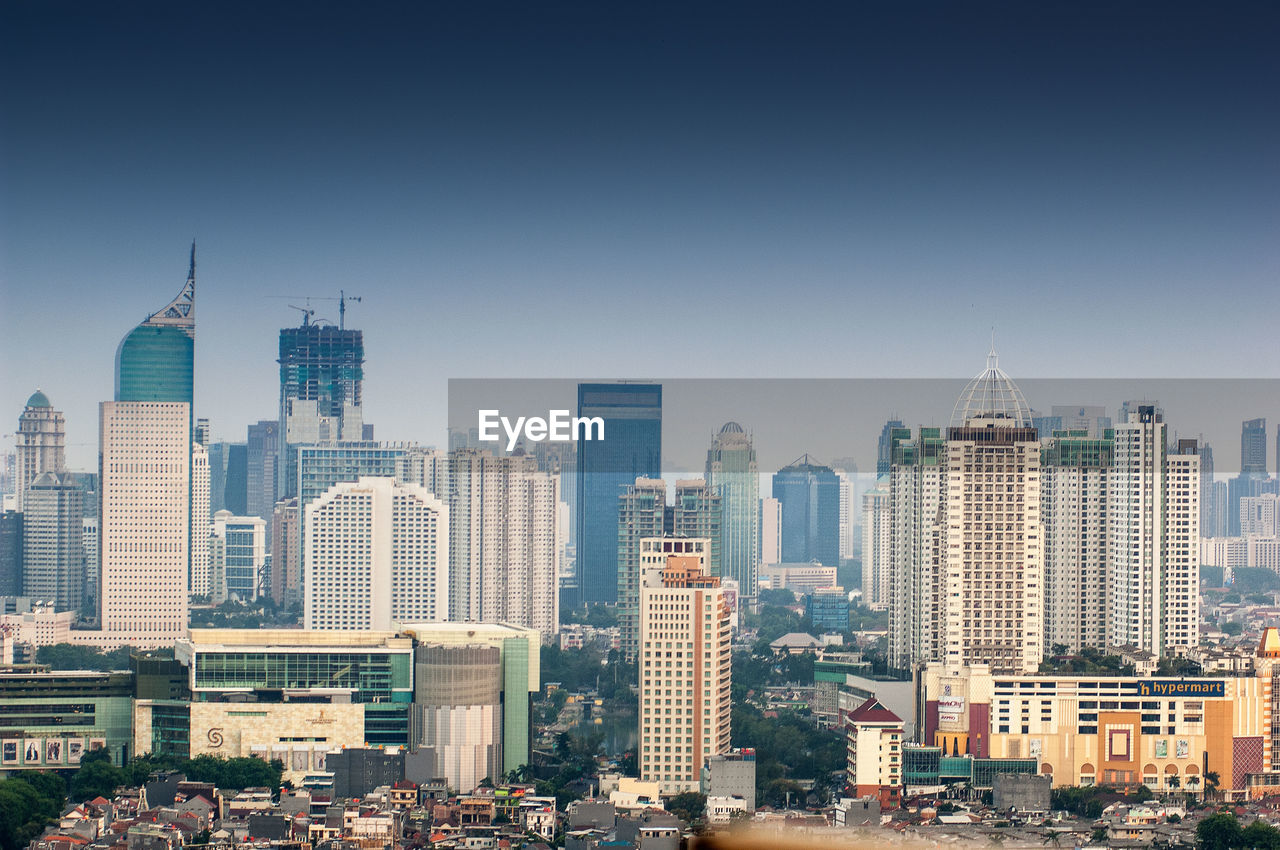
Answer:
2;0;1278;470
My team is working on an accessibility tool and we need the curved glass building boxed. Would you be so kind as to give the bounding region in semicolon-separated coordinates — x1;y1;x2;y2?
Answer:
115;245;196;403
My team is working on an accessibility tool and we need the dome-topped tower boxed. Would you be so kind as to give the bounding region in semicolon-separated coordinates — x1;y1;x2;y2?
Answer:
950;340;1031;428
25;389;52;409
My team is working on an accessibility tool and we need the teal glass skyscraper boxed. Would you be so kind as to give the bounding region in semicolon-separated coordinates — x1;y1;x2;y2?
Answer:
706;422;759;599
115;244;196;403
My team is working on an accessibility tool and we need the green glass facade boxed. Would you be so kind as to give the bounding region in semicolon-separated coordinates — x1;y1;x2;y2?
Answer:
0;671;135;768
192;650;413;703
901;745;1037;789
501;636;531;774
115;324;195;403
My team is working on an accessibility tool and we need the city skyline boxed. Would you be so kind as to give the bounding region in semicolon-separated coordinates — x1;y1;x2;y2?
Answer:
3;1;1278;467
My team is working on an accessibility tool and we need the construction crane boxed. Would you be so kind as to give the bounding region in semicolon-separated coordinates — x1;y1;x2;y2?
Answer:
288;304;316;327
268;291;363;329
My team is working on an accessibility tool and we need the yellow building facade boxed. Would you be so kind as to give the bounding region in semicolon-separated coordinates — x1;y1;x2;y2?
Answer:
921;629;1280;799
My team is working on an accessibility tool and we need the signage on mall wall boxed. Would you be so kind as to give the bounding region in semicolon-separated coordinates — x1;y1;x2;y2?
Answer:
1137;680;1225;698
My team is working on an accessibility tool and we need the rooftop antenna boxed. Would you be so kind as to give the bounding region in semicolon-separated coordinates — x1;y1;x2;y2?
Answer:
339;290;362;330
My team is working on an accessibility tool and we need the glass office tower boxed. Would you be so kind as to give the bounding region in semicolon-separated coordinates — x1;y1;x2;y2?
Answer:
575;383;661;605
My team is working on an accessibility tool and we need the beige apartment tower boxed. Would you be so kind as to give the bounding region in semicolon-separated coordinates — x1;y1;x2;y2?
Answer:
639;550;731;794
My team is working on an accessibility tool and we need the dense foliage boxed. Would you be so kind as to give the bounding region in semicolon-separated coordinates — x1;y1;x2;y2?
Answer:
68;750;283;803
1197;811;1280;850
35;643;150;671
731;704;844;799
0;773;65;850
666;792;706;826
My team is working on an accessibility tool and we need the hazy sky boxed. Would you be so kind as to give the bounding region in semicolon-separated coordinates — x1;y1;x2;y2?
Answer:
2;1;1277;470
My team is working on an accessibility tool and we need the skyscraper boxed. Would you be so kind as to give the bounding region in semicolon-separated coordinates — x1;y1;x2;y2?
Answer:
190;442;211;598
772;455;840;566
269;498;300;604
705;422;760;603
0;510;22;597
21;472;85;611
575;383;662;605
859;479;891;611
638;551;730;794
876;419;904;476
277;318;365;500
940;351;1043;675
304;477;447;630
209;510;266;604
93;247;195;648
245;419;279;538
1041;429;1112;653
1243;418;1268;475
617;478;669;661
886;426;944;672
15;391;66;511
447;449;560;635
1107;406;1200;656
616;479;721;661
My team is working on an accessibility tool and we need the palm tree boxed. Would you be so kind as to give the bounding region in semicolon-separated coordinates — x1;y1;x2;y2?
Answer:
1204;771;1221;802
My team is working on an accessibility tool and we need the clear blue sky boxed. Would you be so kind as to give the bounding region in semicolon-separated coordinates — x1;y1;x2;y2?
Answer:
2;1;1277;469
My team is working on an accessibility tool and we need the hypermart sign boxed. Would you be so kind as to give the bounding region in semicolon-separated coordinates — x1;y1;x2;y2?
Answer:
1137;680;1225;698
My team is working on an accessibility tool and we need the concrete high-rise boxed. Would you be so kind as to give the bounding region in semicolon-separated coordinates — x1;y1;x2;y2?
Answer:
886;426;944;673
617;479;669;661
15;391;66;511
940;349;1043;675
705;422;759;603
1041;430;1112;653
617;479;721;661
575;383;661;605
190;442;211;598
210;510;266;604
269;498;300;604
90;247;195;649
447;449;559;636
277;318;365;500
859;478;891;611
304;477;447;630
1107;406;1200;656
638;553;731;794
21;472;85;611
772;455;840;566
888;348;1044;676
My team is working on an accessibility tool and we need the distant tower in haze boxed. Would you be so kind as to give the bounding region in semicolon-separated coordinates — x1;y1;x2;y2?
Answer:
22;471;85;611
276;316;365;499
15;390;66;510
772;455;840;566
706;422;760;602
575;383;662;606
95;245;195;648
1242;418;1268;475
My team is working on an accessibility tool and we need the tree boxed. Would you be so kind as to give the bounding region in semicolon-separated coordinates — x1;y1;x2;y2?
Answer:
69;750;126;802
1089;827;1107;845
0;774;65;850
1196;811;1242;850
1203;770;1221;801
1239;819;1280;850
666;792;706;826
